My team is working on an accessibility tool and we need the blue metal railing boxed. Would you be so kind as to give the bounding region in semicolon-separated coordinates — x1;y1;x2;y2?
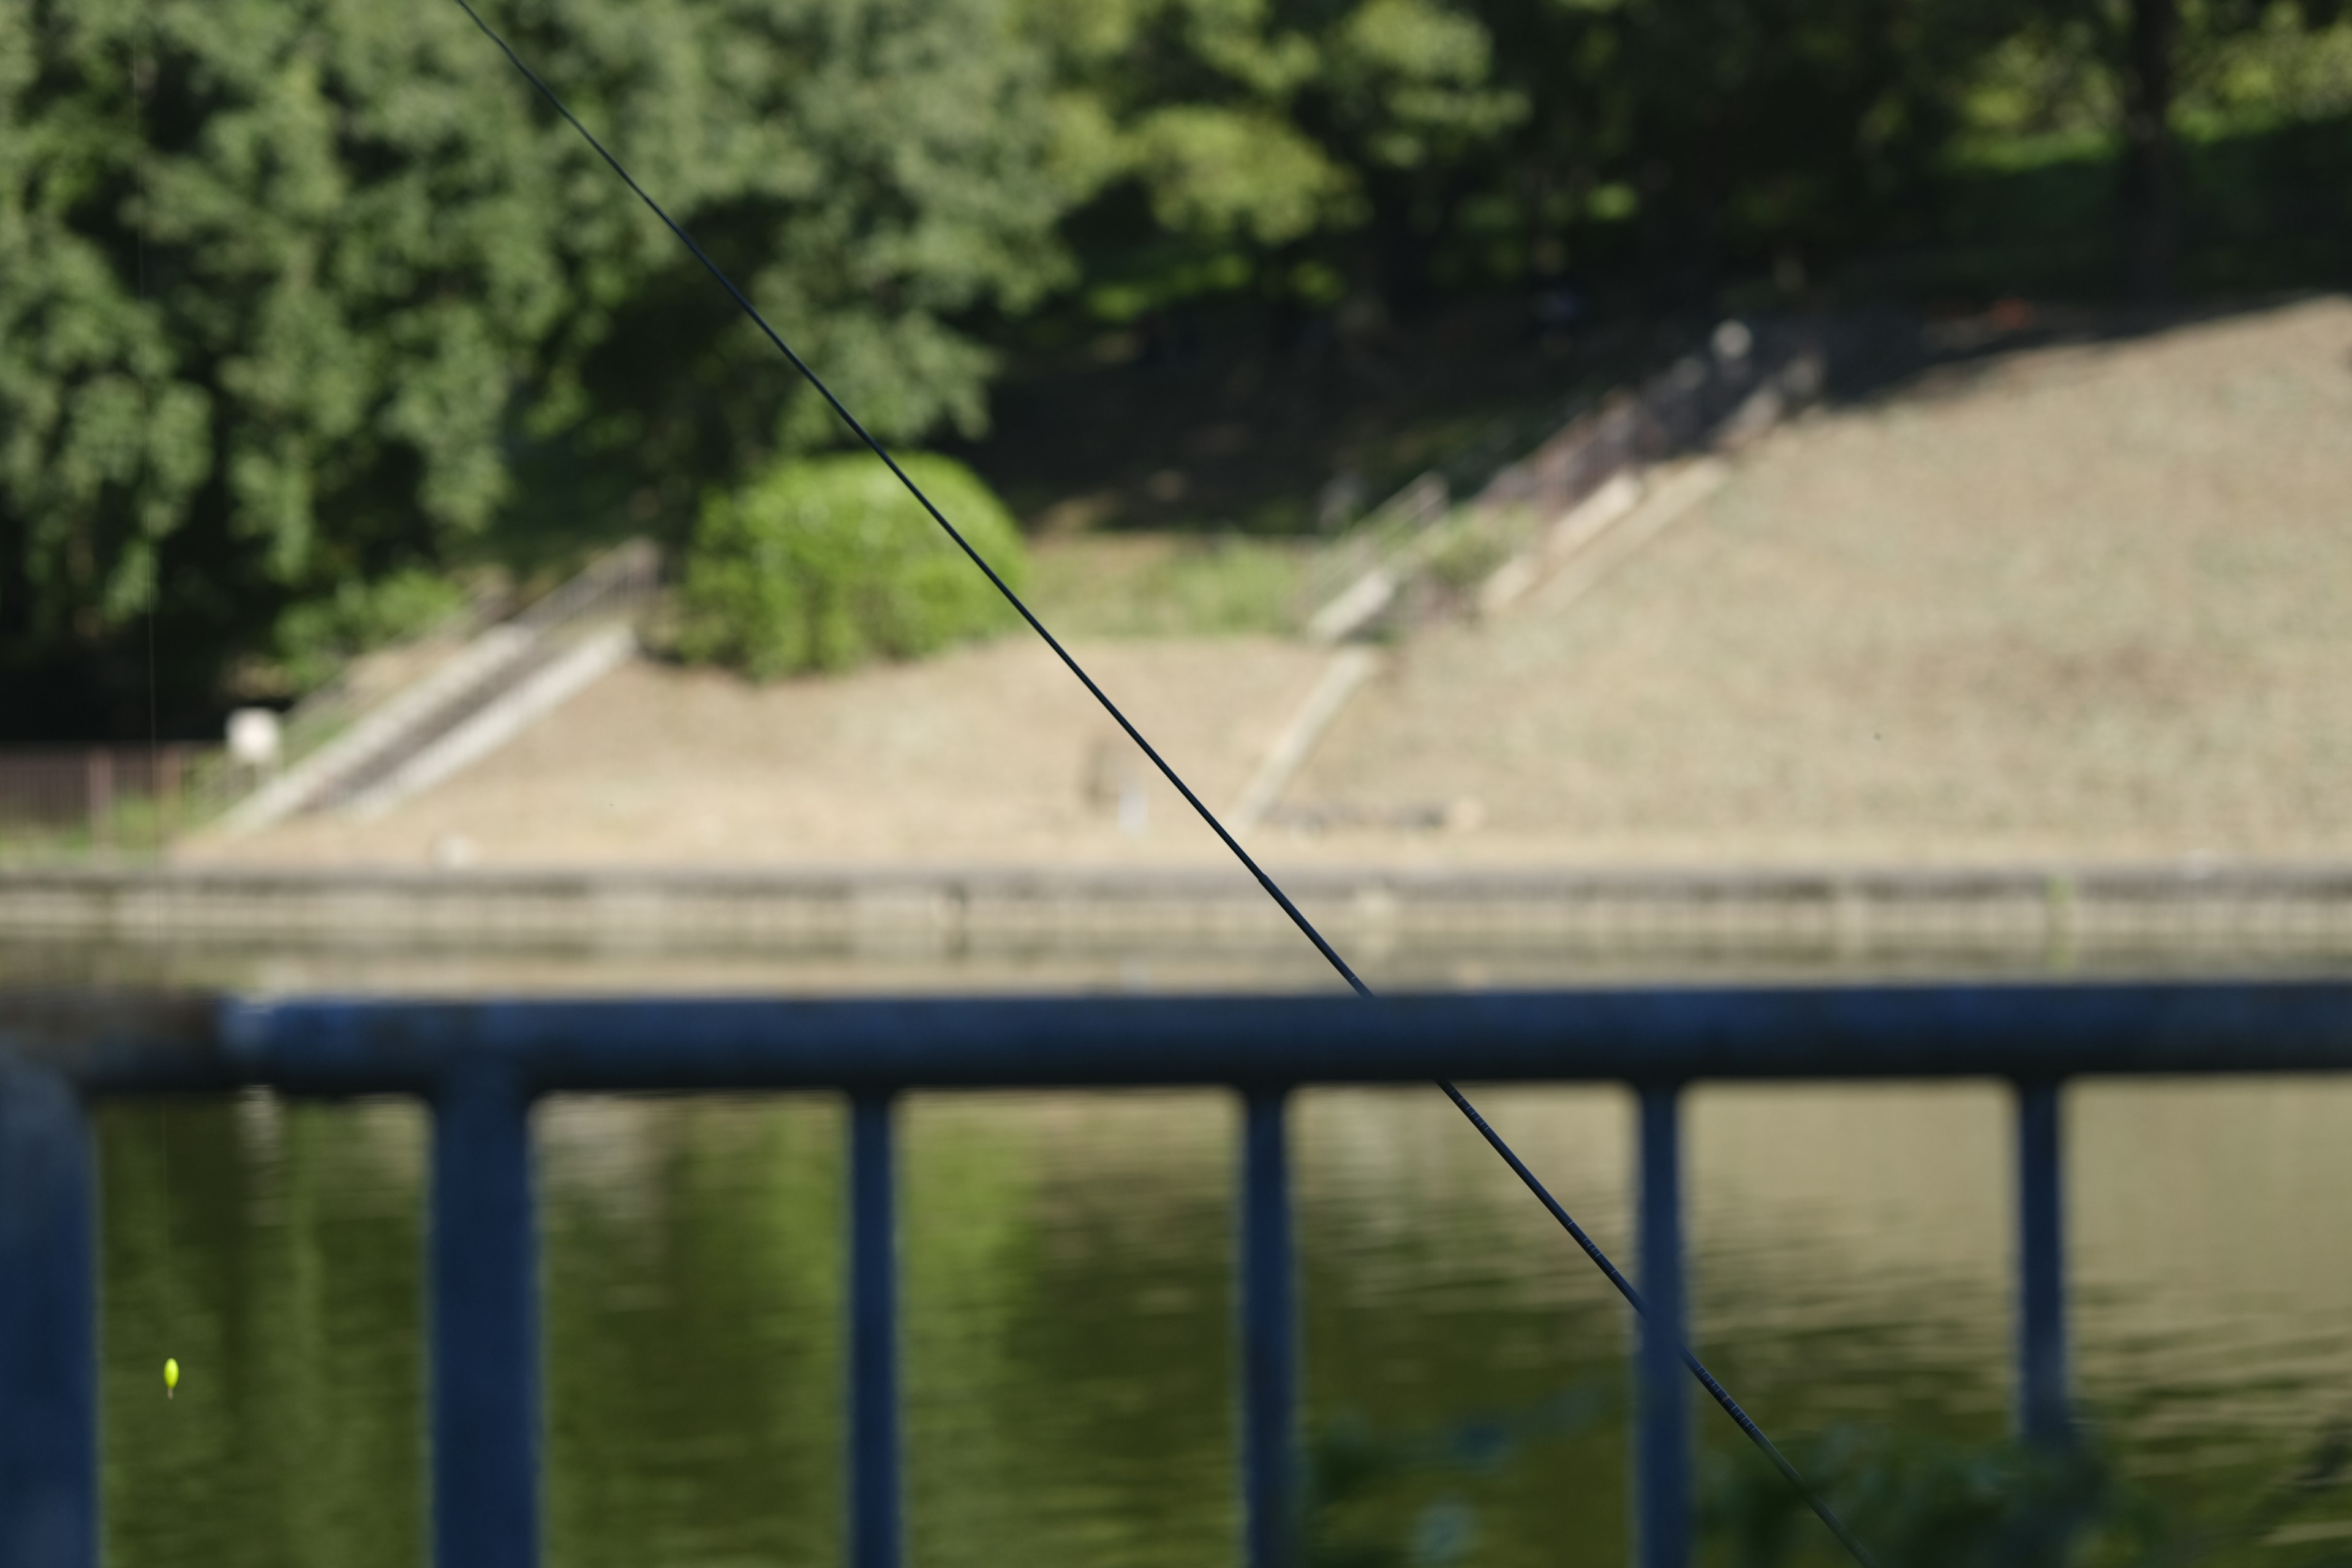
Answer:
7;981;2352;1567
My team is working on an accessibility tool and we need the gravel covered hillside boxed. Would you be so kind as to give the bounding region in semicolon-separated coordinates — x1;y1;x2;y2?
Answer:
1291;298;2352;864
192;298;2352;870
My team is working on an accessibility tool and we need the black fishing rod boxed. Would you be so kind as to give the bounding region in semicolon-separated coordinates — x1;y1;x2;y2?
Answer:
447;4;1876;1559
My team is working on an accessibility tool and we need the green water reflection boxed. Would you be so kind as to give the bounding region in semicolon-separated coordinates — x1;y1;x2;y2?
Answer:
100;1096;423;1568
96;1081;2352;1566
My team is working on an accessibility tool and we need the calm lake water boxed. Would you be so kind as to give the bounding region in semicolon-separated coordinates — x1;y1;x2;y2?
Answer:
61;941;2352;1566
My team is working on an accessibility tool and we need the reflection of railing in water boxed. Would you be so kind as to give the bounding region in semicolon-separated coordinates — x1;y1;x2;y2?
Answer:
7;981;2352;1566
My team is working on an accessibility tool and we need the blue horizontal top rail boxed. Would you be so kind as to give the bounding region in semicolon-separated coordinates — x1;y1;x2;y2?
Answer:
13;980;2352;1098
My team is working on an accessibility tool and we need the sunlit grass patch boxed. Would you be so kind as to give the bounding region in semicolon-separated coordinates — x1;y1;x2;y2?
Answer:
1027;532;1314;638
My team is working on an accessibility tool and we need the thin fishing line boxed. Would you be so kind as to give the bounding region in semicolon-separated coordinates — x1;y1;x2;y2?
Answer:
131;21;156;863
1437;1083;1877;1563
132;7;178;1372
448;6;1874;1557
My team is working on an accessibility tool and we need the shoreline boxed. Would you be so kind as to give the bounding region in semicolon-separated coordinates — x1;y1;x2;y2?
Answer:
10;858;2352;962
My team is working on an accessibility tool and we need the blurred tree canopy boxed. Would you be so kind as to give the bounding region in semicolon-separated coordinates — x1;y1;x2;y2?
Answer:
6;0;2350;733
1;0;1064;729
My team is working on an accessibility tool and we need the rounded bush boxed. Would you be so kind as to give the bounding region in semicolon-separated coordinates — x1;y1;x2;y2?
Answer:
678;453;1028;678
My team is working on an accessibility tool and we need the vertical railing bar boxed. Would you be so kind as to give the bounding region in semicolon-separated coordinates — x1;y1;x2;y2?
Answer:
1240;1087;1298;1568
431;1063;538;1568
0;1058;98;1568
2015;1079;2069;1445
1635;1082;1690;1568
849;1092;902;1568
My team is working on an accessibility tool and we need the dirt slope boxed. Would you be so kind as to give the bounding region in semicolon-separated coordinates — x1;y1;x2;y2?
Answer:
1290;297;2352;864
194;297;2352;870
187;636;1330;868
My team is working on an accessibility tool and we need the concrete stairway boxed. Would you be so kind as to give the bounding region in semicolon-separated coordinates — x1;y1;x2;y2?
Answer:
218;542;657;835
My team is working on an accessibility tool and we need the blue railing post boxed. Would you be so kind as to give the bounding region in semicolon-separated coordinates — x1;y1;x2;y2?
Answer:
849;1092;902;1568
1635;1082;1689;1568
1240;1087;1297;1568
2015;1080;2068;1444
0;1058;96;1568
431;1061;538;1568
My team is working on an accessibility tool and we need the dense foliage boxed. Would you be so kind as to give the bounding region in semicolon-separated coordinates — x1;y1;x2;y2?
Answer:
5;0;2349;732
1;0;1062;731
676;452;1026;677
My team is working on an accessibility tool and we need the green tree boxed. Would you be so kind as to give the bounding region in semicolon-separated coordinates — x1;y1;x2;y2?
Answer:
1017;0;1525;324
502;0;1071;551
1939;0;2352;298
0;0;1066;734
1472;0;2042;303
2103;0;2351;297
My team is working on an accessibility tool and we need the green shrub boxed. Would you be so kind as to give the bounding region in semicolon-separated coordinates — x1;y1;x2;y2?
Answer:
677;453;1028;678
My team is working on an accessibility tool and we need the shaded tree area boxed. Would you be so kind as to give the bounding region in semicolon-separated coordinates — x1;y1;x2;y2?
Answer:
2;0;1064;735
6;0;2351;737
1047;0;2352;331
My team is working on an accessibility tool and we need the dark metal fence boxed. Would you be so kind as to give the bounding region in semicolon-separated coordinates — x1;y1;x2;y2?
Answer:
7;981;2352;1567
0;747;202;861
